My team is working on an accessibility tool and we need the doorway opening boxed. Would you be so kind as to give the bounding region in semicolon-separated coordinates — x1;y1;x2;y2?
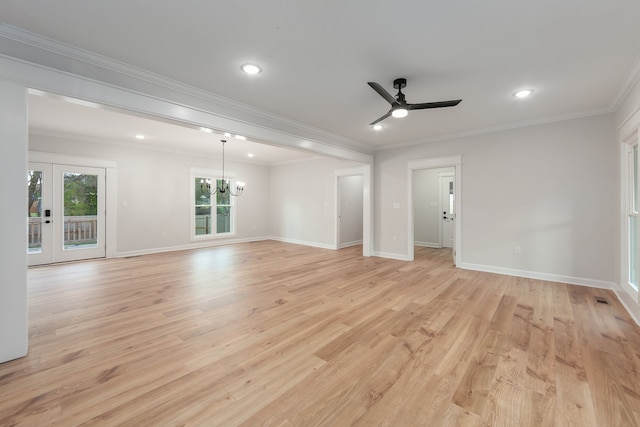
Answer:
335;165;373;256
412;167;455;249
407;155;462;265
337;175;364;249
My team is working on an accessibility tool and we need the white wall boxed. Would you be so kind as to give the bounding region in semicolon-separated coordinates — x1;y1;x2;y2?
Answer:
0;81;28;363
375;114;619;287
338;175;363;248
30;133;369;255
29;134;271;255
270;157;362;248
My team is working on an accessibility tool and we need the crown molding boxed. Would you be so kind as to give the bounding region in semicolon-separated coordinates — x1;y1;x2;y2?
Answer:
611;54;640;111
0;23;373;156
374;107;613;152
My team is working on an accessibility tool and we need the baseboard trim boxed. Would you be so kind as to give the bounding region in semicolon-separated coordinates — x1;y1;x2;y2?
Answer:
116;236;270;258
615;287;640;326
414;241;442;248
457;262;615;290
268;236;335;250
338;240;363;249
373;251;410;261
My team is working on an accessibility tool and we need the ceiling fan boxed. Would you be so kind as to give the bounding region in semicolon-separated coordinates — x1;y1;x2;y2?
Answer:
367;78;462;126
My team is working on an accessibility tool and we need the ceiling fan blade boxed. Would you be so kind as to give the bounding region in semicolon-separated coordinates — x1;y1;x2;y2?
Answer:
367;82;399;106
408;99;462;110
369;110;392;126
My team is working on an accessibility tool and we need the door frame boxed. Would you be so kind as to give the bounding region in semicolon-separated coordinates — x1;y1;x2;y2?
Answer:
407;155;462;265
29;151;118;261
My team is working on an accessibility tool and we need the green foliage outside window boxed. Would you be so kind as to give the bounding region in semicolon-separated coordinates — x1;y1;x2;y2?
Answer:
64;173;98;216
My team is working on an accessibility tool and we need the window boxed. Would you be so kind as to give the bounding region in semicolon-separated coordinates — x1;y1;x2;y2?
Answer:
628;143;638;290
191;168;236;238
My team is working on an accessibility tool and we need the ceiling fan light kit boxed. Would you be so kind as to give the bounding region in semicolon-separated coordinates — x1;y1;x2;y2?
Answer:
391;107;409;118
367;78;462;126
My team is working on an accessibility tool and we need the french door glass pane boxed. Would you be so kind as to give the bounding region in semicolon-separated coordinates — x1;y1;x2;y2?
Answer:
63;172;98;250
631;215;638;290
27;169;43;253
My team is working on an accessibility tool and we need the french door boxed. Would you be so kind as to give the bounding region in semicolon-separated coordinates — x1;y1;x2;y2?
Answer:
28;162;106;266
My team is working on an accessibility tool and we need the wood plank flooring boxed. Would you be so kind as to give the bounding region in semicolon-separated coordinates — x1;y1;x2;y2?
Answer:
2;241;640;426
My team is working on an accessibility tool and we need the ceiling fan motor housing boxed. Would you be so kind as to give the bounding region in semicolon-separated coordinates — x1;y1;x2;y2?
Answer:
393;78;407;90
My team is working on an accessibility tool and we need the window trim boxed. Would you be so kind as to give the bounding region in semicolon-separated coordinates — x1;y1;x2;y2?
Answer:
628;143;639;291
190;167;237;240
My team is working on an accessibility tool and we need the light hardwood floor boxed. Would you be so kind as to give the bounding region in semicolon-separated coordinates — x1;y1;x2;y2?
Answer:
2;241;640;426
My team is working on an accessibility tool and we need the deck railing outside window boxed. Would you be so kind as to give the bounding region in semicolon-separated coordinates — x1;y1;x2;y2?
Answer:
28;215;98;247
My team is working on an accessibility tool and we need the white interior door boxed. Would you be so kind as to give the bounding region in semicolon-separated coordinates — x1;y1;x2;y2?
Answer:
440;174;455;249
27;163;106;265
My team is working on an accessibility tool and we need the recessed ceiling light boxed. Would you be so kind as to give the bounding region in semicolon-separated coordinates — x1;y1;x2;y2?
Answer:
223;132;232;137
372;124;383;131
135;134;145;140
234;135;247;141
241;64;261;75
514;89;533;98
248;153;254;158
199;127;212;133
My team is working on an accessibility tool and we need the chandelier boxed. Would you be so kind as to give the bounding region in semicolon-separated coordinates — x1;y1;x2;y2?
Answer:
200;139;245;197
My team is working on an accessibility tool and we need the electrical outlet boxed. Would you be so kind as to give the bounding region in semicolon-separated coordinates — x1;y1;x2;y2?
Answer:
515;246;522;255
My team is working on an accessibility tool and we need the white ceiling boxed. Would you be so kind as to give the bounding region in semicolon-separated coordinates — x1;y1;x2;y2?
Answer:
27;92;318;164
3;1;640;153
